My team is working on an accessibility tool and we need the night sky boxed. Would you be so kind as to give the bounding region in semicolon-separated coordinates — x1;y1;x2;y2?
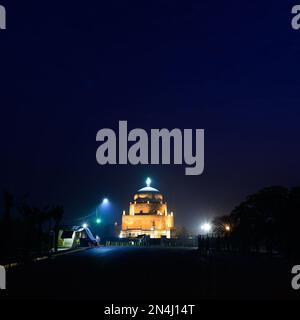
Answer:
1;0;300;232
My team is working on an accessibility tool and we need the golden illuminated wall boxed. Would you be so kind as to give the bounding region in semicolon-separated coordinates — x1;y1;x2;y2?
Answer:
129;202;167;215
134;193;163;201
122;214;174;231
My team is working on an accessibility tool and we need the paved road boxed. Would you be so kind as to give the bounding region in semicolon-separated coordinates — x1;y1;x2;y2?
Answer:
5;246;298;300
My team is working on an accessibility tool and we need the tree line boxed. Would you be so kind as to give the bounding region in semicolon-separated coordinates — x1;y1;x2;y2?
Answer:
0;191;64;263
212;186;300;258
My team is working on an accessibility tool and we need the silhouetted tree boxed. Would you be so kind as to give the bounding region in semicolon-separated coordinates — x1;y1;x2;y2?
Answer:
286;187;300;258
18;204;55;255
36;207;50;253
213;215;234;236
51;205;64;253
216;186;295;256
0;190;65;262
1;191;14;257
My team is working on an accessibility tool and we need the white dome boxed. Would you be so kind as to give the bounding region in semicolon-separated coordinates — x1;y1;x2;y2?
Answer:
138;186;160;192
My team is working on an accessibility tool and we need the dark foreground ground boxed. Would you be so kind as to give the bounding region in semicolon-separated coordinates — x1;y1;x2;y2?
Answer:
3;246;300;300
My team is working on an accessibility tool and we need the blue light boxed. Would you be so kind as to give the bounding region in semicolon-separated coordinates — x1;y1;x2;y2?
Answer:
102;198;109;205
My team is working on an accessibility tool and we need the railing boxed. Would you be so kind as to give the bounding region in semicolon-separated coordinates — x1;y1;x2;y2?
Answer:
105;237;198;247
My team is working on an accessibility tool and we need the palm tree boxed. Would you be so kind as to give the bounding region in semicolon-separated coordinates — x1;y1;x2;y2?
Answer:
51;205;64;253
36;207;50;254
1;191;14;257
18;204;38;253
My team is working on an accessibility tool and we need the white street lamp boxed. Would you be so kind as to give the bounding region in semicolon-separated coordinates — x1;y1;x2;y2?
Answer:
200;223;212;233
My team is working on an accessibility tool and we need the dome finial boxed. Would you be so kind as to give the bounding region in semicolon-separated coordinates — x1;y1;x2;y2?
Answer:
146;177;151;187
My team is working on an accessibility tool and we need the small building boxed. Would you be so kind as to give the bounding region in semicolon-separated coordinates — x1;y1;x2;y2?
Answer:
58;226;97;249
120;178;175;239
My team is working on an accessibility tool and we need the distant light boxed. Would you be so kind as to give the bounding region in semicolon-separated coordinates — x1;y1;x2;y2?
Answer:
146;177;151;187
82;223;88;228
225;225;231;231
200;223;212;233
96;218;101;224
102;198;109;205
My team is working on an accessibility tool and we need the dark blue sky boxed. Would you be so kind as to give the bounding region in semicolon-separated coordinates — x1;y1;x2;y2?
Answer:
1;0;300;231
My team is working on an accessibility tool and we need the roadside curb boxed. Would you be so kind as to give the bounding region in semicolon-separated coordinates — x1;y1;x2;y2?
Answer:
3;245;98;270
